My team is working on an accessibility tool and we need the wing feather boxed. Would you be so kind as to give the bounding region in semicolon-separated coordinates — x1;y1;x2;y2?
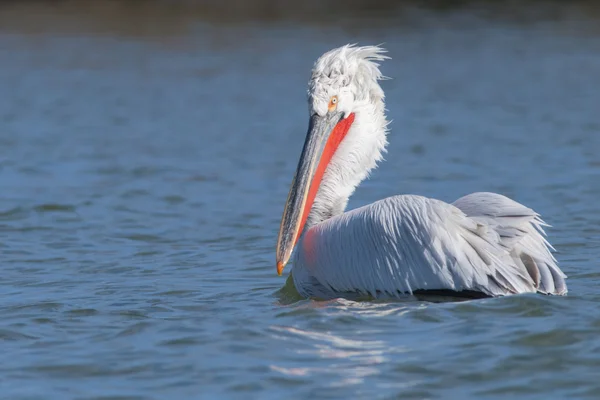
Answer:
453;192;566;295
292;194;548;299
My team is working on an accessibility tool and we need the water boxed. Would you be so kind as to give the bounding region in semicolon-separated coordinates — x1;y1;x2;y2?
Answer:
1;3;600;399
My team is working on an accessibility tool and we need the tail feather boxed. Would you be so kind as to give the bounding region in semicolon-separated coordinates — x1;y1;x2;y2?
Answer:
453;192;567;296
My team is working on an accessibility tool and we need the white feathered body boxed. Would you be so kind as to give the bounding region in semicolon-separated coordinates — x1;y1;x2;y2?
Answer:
292;192;566;299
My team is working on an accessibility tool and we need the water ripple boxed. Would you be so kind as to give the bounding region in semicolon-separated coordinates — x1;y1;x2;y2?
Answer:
0;5;598;399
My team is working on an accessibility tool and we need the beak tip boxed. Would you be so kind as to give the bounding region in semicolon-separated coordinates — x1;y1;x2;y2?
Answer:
276;261;285;276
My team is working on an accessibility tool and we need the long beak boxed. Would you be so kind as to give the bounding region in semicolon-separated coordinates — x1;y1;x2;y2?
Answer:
276;111;346;276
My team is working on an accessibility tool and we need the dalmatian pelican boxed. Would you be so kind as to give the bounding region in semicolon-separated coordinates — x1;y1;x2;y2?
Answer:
276;45;567;300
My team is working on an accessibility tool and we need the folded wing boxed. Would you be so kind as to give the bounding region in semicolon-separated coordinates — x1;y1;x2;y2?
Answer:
294;194;566;299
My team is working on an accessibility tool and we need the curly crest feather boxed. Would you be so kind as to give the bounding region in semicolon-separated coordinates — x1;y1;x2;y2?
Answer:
308;44;389;114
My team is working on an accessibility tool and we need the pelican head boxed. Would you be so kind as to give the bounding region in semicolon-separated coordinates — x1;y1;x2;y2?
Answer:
276;44;390;275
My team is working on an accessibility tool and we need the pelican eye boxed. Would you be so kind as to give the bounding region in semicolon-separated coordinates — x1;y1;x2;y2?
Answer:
328;96;338;111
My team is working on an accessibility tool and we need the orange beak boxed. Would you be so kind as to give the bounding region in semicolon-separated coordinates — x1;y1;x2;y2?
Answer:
275;111;355;275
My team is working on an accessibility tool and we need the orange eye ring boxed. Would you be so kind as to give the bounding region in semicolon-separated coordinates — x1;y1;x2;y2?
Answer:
328;95;338;111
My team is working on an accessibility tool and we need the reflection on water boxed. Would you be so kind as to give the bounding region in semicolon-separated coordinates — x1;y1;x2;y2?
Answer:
270;314;409;388
1;1;600;399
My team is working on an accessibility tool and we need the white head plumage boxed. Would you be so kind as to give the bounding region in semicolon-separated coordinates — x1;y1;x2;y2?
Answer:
308;44;389;118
